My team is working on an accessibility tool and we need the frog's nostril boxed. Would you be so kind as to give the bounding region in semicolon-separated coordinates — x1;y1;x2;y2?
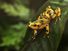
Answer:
33;24;36;26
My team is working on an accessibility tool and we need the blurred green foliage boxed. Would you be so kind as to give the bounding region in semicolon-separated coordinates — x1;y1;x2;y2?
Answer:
0;23;27;46
0;0;30;51
0;3;30;18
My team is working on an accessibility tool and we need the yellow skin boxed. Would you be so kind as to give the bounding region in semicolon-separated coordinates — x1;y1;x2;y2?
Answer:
28;6;61;39
29;18;50;39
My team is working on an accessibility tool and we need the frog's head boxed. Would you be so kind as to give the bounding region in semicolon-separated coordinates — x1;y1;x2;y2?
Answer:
28;21;41;30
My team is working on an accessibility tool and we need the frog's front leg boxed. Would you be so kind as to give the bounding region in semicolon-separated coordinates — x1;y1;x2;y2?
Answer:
32;30;37;40
44;24;49;38
46;24;49;34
